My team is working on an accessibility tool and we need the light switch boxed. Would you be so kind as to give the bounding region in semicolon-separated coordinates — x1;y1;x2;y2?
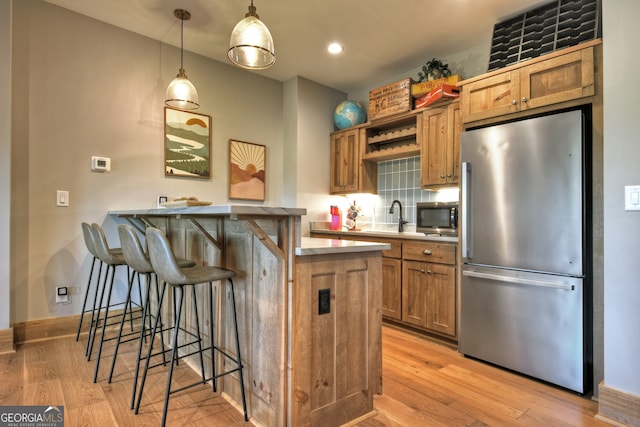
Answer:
56;190;69;207
624;185;640;211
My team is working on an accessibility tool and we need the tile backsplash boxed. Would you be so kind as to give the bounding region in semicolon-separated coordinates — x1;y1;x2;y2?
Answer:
374;156;458;225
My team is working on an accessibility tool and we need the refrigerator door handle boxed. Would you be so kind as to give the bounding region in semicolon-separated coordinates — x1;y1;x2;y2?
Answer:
463;270;576;291
461;162;472;258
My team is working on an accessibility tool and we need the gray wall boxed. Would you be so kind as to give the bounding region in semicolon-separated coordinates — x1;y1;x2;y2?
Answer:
7;0;333;323
602;0;640;397
0;0;11;330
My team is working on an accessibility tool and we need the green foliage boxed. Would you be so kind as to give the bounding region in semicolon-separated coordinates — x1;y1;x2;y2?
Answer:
417;58;452;82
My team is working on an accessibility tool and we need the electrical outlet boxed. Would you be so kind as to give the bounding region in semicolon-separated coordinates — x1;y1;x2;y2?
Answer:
319;289;331;315
56;286;69;304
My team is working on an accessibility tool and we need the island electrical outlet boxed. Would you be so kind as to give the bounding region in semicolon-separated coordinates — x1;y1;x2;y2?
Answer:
319;289;330;315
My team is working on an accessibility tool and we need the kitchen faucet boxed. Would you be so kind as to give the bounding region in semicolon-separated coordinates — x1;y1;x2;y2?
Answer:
389;200;408;232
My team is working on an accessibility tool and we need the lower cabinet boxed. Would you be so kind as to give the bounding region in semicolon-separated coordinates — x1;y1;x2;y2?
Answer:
293;251;382;426
381;258;402;320
402;260;456;336
310;231;457;339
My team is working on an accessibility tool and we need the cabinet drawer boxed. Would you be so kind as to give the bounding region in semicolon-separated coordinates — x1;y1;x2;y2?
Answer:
402;241;456;264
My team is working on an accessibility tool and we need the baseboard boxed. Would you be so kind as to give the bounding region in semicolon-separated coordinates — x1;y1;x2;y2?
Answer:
0;327;15;354
12;309;141;345
597;381;640;426
13;314;81;344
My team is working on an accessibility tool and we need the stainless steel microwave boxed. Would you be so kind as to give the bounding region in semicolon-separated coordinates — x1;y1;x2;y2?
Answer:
416;201;458;235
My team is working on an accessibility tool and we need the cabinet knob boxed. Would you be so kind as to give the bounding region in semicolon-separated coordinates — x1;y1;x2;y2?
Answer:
423;249;432;255
440;175;445;179
447;174;452;178
420;269;426;273
512;99;517;105
522;97;528;103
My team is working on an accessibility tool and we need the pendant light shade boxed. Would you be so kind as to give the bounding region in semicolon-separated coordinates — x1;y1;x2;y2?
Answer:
165;9;199;110
228;0;275;70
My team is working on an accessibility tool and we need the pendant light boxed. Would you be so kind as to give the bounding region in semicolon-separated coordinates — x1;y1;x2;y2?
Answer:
228;0;275;70
165;9;199;110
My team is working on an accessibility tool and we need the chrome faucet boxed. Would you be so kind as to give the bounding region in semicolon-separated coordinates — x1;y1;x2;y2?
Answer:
389;200;408;232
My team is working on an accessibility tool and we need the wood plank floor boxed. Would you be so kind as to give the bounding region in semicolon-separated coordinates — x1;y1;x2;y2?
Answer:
0;325;605;426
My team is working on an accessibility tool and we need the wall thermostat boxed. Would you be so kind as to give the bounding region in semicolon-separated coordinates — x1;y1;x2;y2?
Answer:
91;156;111;172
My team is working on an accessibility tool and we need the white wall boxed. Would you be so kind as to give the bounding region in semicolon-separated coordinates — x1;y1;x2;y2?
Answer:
0;0;11;330
602;0;640;396
9;0;287;323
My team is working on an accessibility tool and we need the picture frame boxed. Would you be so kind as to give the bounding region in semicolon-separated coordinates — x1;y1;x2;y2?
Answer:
164;107;211;178
229;139;266;201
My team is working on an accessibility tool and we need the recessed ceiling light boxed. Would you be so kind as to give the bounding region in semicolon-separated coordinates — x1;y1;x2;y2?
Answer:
328;42;343;54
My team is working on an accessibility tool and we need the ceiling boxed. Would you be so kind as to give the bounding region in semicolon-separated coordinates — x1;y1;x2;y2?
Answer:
42;0;549;93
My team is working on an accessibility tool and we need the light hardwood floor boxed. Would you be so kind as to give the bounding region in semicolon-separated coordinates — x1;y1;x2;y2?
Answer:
0;325;605;426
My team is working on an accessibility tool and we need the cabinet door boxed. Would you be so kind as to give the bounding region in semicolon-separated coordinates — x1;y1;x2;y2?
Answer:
402;260;429;328
520;46;595;110
330;129;359;194
446;101;461;185
461;69;520;123
402;260;456;336
424;262;456;336
421;107;448;187
381;258;402;320
422;102;461;188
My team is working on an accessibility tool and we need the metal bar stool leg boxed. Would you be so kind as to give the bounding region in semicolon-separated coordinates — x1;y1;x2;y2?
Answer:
107;270;137;383
135;281;167;414
162;285;185;427
93;265;117;383
87;262;109;360
76;256;98;341
85;261;105;357
191;285;207;382
229;278;249;422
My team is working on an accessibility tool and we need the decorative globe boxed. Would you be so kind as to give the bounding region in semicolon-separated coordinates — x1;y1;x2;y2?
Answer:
333;100;367;130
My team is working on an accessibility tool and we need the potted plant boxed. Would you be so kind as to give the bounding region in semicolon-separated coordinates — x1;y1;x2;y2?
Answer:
417;58;452;82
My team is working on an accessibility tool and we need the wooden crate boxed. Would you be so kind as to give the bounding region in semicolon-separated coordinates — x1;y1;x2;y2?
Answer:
369;78;413;121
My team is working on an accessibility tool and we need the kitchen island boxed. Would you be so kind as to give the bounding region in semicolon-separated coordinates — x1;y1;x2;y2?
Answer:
109;206;389;426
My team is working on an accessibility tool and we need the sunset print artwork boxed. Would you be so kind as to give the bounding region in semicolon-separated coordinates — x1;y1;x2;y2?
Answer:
229;140;266;201
164;107;211;178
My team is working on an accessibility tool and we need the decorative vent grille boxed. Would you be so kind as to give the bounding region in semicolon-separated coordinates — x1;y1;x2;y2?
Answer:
488;0;601;71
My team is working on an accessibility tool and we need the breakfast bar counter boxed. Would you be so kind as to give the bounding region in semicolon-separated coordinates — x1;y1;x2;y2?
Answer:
109;206;388;426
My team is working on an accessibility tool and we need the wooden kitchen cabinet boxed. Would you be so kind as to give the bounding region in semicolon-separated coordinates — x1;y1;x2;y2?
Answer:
401;241;456;337
381;257;402;320
330;126;376;194
421;100;461;188
310;231;458;339
461;43;596;124
294;251;382;426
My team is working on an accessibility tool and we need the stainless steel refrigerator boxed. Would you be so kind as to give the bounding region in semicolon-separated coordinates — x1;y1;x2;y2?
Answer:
459;109;590;393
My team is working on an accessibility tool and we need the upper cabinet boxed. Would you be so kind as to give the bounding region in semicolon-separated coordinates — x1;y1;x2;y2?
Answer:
330;126;377;194
421;100;461;189
461;42;596;124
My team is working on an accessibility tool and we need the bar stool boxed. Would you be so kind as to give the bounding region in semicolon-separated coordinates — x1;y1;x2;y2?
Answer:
89;223;140;383
113;223;195;409
76;222;107;345
135;227;248;426
78;223;129;359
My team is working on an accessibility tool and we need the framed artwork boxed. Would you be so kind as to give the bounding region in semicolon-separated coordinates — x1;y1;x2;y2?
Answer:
229;139;266;201
164;107;211;178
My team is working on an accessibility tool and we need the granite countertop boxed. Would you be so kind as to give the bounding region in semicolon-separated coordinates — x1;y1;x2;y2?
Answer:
296;237;391;256
309;222;458;243
109;204;307;217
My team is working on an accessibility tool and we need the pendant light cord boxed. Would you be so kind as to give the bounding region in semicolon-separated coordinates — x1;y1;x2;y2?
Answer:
180;15;184;70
